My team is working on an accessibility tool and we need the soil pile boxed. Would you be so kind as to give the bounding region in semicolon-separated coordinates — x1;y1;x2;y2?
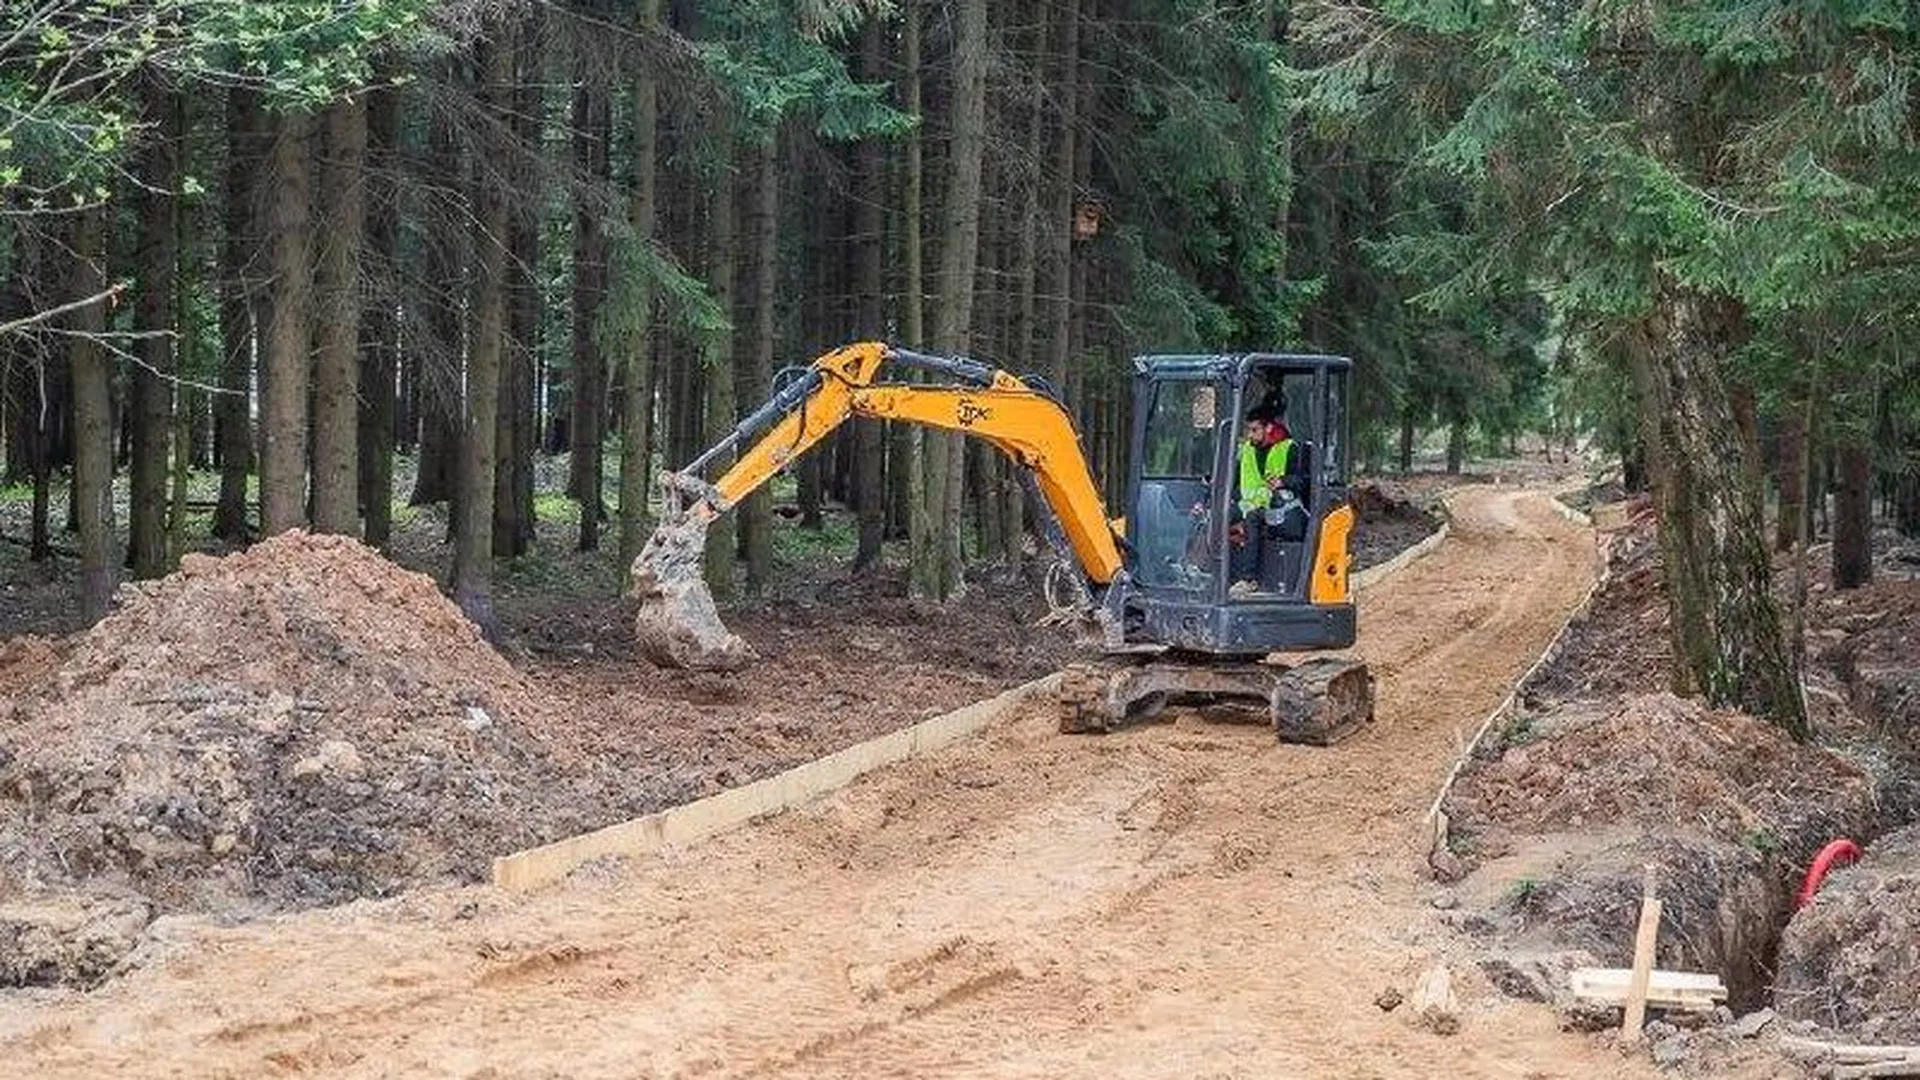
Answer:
0;531;564;920
1811;575;1920;747
1774;823;1920;1042
1350;481;1442;571
1524;513;1668;703
1454;694;1869;849
1446;694;1873;1006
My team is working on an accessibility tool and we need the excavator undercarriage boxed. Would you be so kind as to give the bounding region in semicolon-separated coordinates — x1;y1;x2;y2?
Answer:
1057;653;1375;743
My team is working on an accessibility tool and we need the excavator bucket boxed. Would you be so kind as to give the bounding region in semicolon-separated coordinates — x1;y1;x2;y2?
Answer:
629;479;754;672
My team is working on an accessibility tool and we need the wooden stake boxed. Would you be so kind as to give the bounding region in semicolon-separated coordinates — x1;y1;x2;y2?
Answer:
1622;864;1662;1043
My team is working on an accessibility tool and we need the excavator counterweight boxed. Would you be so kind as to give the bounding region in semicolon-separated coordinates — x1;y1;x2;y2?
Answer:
629;341;1375;743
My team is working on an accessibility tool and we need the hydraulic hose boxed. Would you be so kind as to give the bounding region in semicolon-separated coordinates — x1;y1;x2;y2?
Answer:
1796;838;1863;909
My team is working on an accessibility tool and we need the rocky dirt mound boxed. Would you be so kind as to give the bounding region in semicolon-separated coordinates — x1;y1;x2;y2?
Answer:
1455;694;1869;849
1811;575;1920;745
1775;823;1920;1043
0;532;570;926
1524;512;1669;703
1350;480;1442;571
1446;694;1874;1007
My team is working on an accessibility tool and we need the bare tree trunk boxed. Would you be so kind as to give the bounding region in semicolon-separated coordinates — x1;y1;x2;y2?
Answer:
313;95;366;535
903;0;933;595
359;86;399;548
617;0;663;572
1790;386;1813;690
411;388;457;505
702;135;739;599
1444;419;1465;474
454;29;513;632
15;238;61;557
1728;381;1761;490
130;83;181;577
215;89;260;542
1774;388;1807;552
923;0;988;600
1041;0;1079;394
1001;4;1047;567
495;17;544;560
1833;436;1873;590
70;209;116;622
570;70;611;550
851;17;887;572
1398;407;1416;472
1630;281;1805;737
410;89;461;511
1898;470;1920;539
970;163;1003;563
167;120;207;564
738;137;778;593
262;109;314;536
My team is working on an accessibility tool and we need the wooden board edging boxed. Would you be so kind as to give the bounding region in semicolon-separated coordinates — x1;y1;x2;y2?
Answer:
492;673;1060;891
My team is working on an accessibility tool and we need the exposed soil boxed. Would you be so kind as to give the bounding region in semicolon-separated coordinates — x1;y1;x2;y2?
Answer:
0;485;1704;1079
1349;479;1443;572
0;486;1446;991
1524;499;1668;703
1775;822;1920;1043
1446;694;1874;1007
0;533;564;917
0;535;1079;918
1445;496;1920;1047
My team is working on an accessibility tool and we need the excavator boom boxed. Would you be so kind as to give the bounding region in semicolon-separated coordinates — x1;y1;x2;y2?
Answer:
630;342;1122;669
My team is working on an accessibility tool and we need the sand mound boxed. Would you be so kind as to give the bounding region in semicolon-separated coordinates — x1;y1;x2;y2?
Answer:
1775;823;1920;1043
0;532;571;922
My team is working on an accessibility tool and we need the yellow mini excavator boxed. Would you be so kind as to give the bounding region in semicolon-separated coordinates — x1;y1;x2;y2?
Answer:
630;341;1373;743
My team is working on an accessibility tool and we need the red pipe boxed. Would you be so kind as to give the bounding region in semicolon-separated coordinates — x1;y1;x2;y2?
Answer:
1796;838;1862;909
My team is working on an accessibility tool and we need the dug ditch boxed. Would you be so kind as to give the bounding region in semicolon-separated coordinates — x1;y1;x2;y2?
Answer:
1438;504;1920;1046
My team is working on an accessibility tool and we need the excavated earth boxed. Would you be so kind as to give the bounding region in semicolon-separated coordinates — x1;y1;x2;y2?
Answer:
1774;822;1920;1043
1445;504;1920;1051
0;484;1443;991
0;484;1735;1079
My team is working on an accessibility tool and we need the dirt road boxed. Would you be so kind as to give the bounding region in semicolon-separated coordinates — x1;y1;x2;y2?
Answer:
1;486;1655;1078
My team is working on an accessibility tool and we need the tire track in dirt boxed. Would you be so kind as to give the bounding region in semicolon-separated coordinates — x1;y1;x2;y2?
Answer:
3;486;1692;1079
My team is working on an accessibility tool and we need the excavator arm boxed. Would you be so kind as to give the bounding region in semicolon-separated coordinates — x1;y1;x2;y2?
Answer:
631;341;1126;669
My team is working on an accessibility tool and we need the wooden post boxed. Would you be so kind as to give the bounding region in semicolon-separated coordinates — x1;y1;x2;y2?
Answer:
1622;864;1662;1043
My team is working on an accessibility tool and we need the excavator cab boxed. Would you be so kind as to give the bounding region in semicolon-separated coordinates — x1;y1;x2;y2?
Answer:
1123;354;1355;658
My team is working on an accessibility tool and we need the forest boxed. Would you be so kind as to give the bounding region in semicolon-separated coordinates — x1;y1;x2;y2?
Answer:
3;0;1918;739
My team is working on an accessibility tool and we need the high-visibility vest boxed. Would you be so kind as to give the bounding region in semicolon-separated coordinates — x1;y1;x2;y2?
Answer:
1238;439;1292;513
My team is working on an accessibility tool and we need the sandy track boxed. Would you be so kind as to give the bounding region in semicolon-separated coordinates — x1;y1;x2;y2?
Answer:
2;486;1654;1078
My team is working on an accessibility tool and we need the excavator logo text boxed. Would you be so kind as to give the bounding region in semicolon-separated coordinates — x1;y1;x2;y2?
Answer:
956;400;992;427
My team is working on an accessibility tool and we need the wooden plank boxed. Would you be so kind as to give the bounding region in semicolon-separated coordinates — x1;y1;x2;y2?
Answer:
1781;1037;1920;1065
1827;1053;1920;1068
1571;968;1726;994
1621;866;1662;1041
1570;968;1724;1013
491;674;1058;891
